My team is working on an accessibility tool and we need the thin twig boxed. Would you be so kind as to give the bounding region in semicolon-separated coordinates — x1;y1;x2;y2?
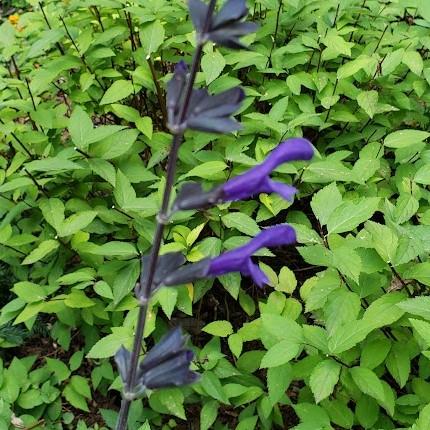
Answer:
60;16;106;90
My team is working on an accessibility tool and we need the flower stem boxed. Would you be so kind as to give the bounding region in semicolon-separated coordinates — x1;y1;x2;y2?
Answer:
115;2;217;428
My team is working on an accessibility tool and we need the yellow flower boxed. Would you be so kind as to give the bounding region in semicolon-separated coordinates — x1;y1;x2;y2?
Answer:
8;14;20;26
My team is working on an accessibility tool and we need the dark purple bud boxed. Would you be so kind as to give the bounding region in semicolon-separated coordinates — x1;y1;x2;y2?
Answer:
188;0;258;49
139;252;186;296
188;0;208;33
167;62;188;126
114;346;131;383
141;350;199;389
137;328;199;390
164;225;297;288
208;22;259;49
212;0;248;29
173;183;224;212
163;258;211;286
139;327;186;373
167;81;244;133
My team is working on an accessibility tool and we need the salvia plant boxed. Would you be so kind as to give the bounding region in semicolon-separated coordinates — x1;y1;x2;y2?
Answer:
113;1;313;428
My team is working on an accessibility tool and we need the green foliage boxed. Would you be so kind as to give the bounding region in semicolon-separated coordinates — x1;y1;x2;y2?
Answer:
1;0;430;429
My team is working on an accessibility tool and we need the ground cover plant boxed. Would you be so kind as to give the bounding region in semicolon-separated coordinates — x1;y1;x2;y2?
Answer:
2;0;430;429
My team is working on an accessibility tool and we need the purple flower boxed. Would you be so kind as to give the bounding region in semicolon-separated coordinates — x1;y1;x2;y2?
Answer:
163;224;297;287
189;0;258;49
115;328;199;395
207;224;296;286
223;138;314;201
173;138;314;211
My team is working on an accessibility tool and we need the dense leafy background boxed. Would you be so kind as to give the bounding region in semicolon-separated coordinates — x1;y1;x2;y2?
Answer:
2;0;430;429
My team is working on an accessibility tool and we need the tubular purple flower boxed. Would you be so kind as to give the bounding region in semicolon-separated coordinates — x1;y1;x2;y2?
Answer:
222;138;314;201
207;224;296;287
163;224;297;288
173;138;314;211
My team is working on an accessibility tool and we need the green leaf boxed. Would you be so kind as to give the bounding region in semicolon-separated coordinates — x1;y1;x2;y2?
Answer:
415;403;430;430
114;170;136;208
100;80;134;105
86;327;133;359
202;320;233;337
64;290;95;308
365;221;398;263
384;129;430;148
22;240;59;265
337;55;373;79
357;90;379;118
326;198;379;234
261;313;303;343
202;51;226;84
309;359;341;403
0;177;33;193
350;366;385;404
200;371;229;404
68;106;93;150
328;320;371;354
362;293;405;330
12;281;47;303
25;157;83;172
222;213;260;236
260;340;300;368
415;165;430;185
59;211;97;237
39;198;65;231
200;400;219;430
70;375;91;399
402;51;423;75
360;338;391;369
88;158;116;186
310;182;343;225
398;297;430;320
90;129;139;160
140;20;165;57
410;318;430;348
135;116;153;139
63;384;88;412
277;266;297;294
180;161;227;180
386;342;410;388
267;364;293;405
403;263;430;286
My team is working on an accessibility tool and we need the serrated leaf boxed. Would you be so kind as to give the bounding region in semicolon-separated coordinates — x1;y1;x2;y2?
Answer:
327;198;379;234
140;20;165;57
222;213;260;236
202;320;233;337
357;90;378;118
68;106;93;150
310;182;343;226
100;80;134;105
309;359;341;403
22;240;60;265
202;51;226;84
